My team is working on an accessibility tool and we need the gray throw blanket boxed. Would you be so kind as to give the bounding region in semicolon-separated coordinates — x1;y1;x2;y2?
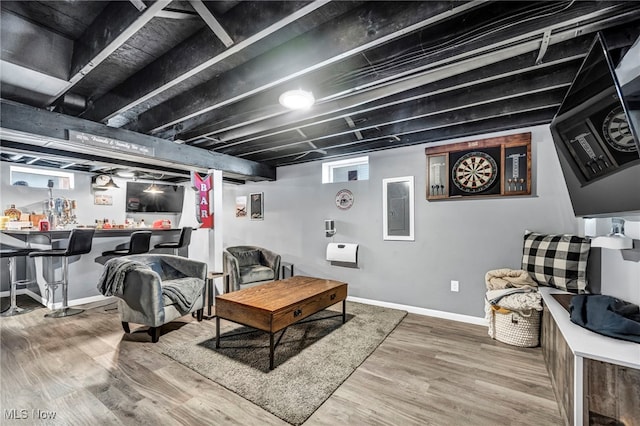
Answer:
161;278;203;315
97;258;150;297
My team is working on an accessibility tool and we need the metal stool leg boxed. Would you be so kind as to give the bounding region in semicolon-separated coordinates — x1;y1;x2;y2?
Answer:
45;257;83;318
1;257;33;317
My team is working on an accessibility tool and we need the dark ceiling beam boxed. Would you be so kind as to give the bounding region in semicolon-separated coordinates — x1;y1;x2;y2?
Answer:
0;10;73;82
0;141;191;179
53;0;170;104
263;98;559;166
0;100;275;181
251;85;565;163
179;2;636;143
284;108;558;166
135;1;486;134
213;37;589;152
219;22;639;151
232;65;576;158
207;5;639;145
82;1;332;123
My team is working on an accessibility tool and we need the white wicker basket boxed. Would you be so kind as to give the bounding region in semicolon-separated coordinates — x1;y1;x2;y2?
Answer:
489;306;541;347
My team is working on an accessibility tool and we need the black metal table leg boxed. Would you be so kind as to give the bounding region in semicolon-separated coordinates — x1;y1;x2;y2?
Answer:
342;299;346;323
207;277;213;318
204;272;226;320
269;332;275;370
216;316;220;348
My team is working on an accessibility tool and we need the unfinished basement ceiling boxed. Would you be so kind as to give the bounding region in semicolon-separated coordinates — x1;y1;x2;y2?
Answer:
1;1;639;180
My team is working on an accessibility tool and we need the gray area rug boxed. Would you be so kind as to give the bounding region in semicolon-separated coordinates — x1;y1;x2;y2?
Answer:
163;301;406;425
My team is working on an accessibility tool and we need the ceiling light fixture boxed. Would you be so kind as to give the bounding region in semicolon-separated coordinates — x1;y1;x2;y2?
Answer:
143;182;164;194
279;89;315;110
104;176;120;189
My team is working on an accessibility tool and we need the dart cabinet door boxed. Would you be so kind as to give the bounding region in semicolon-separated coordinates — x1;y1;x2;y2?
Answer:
425;133;531;200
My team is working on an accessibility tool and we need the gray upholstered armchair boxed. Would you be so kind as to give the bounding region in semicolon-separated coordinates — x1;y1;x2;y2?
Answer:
97;254;207;342
223;246;280;292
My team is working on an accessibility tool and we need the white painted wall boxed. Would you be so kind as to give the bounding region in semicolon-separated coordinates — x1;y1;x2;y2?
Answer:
222;125;584;318
585;216;640;305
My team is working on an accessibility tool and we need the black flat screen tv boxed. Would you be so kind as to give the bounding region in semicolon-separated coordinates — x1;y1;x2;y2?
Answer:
125;182;185;213
550;33;640;217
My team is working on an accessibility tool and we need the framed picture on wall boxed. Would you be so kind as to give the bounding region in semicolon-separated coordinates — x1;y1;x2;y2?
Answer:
235;196;247;218
94;194;113;205
382;176;415;241
250;192;264;220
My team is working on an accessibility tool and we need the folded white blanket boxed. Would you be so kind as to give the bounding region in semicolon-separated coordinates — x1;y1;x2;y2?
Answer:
485;268;536;290
486;288;542;312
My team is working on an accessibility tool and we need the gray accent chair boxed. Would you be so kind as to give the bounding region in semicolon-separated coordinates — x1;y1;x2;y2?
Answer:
223;246;280;292
108;254;207;342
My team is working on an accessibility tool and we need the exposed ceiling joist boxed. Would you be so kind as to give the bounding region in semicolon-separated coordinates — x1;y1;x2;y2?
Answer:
0;100;275;181
214;37;590;154
135;1;486;134
53;0;170;103
83;0;333;123
208;6;638;146
2;1;639;172
189;0;234;47
128;0;147;12
344;116;363;140
245;81;569;161
156;9;198;20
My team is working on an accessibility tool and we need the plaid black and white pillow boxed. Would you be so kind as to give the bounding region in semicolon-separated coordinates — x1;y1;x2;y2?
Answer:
521;231;591;293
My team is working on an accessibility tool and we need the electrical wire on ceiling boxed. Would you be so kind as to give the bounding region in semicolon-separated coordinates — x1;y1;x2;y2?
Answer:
325;1;576;88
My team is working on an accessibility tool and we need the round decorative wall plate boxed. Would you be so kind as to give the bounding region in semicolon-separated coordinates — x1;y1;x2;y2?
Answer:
602;106;636;152
452;151;498;193
95;174;111;186
335;189;354;210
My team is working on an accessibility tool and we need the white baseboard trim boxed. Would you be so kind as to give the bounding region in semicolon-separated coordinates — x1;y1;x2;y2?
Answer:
68;294;115;308
347;296;488;327
22;289;46;306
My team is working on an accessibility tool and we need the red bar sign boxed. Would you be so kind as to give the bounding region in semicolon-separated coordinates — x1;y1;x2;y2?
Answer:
191;172;213;228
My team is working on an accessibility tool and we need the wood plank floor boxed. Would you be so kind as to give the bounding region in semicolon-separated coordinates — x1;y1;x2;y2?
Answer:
1;296;562;425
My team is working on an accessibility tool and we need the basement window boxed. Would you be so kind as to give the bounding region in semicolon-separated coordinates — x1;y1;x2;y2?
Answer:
322;156;369;183
10;165;75;189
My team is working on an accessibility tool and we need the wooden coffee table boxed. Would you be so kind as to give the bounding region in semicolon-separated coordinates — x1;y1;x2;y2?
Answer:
215;276;348;370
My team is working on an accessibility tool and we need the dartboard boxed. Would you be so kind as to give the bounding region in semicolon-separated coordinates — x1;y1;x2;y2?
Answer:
452;151;498;193
602;106;636;152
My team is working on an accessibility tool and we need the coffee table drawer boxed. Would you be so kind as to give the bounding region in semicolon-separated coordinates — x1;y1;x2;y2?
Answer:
272;284;347;331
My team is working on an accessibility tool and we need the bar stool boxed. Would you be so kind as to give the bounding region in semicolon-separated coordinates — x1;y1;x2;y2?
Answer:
96;231;152;264
29;228;95;318
1;248;40;316
153;227;192;256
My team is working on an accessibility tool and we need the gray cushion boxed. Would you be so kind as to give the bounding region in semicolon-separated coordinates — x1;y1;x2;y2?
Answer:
235;249;261;267
240;265;275;284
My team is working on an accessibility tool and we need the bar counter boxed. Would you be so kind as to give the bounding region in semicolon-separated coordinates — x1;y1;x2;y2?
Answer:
0;227;186;310
1;227;181;242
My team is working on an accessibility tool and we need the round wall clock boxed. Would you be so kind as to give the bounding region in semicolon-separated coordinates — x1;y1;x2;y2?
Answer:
452;151;498;193
94;174;111;186
602;106;636;152
335;189;354;210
